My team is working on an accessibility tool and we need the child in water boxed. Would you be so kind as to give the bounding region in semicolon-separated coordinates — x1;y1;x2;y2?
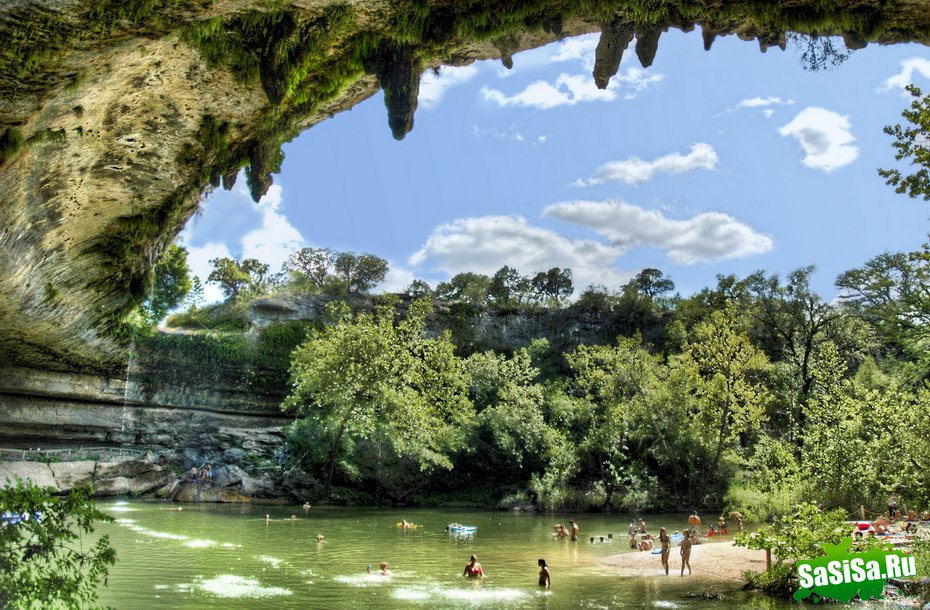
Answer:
538;558;550;589
379;562;391;576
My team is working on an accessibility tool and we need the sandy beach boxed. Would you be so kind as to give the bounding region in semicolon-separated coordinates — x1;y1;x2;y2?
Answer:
601;541;768;581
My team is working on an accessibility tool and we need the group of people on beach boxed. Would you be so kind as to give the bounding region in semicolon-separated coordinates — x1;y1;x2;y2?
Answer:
550;512;742;576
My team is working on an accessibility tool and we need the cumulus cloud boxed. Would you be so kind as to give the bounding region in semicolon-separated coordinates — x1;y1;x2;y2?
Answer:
239;184;306;273
409;215;631;290
481;74;620;109
185;242;232;303
375;263;418;294
180;179;306;304
575;143;718;187
549;33;600;70
418;65;479;110
778;107;858;172
544;199;772;265
880;57;930;93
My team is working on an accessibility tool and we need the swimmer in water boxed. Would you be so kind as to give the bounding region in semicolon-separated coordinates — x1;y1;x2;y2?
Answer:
463;555;484;579
538;558;550;589
264;514;271;523
290;515;297;521
316;534;325;543
379;561;392;576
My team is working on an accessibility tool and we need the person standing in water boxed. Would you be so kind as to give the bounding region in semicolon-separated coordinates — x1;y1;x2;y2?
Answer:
537;558;550;588
680;530;693;576
464;555;484;578
659;527;671;575
569;520;579;542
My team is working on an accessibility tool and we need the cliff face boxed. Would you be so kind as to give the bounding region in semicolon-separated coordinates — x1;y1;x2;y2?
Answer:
2;0;930;371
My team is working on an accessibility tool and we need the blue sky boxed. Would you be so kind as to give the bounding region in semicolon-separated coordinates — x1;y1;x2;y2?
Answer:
181;29;930;304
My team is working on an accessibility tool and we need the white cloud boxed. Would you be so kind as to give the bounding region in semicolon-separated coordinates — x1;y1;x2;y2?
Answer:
409;215;631;291
471;124;548;145
375;264;418;294
549;33;600;70
575;143;718;187
616;67;664;95
544;199;772;265
179;181;306;304
418;65;479;110
185;242;232;303
881;57;930;93
737;96;795;109
778;107;859;172
482;73;620;109
240;184;306;273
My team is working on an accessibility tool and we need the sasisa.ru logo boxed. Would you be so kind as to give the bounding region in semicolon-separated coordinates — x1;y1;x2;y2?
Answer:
794;537;917;602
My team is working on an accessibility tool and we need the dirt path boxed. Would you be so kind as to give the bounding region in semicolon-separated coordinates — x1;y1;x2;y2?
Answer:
601;541;767;581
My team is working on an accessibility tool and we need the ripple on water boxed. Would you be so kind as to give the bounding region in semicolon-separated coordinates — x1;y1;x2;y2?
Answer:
184;575;292;599
185;539;217;548
333;574;391;587
653;602;679;609
257;555;283;568
390;586;526;605
114;519;189;541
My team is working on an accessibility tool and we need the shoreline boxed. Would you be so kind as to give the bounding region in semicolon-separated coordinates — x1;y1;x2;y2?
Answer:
601;540;768;581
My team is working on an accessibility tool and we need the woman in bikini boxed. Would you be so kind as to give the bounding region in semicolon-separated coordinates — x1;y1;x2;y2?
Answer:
463;555;484;579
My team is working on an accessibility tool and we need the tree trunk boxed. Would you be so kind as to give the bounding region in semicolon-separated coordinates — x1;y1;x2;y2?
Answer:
323;423;347;500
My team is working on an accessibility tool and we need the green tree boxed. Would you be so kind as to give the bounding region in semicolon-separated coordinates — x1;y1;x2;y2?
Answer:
282;298;473;497
627;268;675;299
404;279;432;298
488;266;531;307
287;247;336;291
206;256;269;302
879;84;930;200
332;252;389;293
684;303;770;499
0;480;116;609
142;244;192;324
434;272;490;305
530;267;574;305
836;244;930;363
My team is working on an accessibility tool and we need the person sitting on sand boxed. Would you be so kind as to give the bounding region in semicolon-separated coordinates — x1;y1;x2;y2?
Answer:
379;561;392;576
680;530;693;576
538;558;550;589
659;527;671;575
638;534;653;552
463;555;484;579
629;534;637;549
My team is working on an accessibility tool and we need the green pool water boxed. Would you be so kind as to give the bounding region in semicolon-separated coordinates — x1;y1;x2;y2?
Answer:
93;501;792;609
